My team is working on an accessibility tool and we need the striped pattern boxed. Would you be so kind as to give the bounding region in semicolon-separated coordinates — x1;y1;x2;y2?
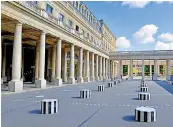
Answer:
141;87;148;92
135;107;156;122
108;82;113;87
141;84;147;87
114;80;118;85
98;85;105;91
41;99;59;114
138;93;150;100
80;89;91;98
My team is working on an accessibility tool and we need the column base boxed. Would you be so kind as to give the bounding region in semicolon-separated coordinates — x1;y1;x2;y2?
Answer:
35;79;46;89
63;77;68;82
95;76;100;81
90;77;95;81
68;77;75;84
84;76;90;82
1;78;3;85
8;80;23;92
166;75;170;81
2;76;7;82
105;76;108;79
99;76;103;80
53;78;62;86
77;77;83;83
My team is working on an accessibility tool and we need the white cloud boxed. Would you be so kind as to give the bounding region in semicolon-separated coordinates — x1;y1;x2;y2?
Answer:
121;1;173;8
116;37;131;49
158;33;173;42
121;1;150;8
155;1;164;4
133;24;158;44
155;41;173;50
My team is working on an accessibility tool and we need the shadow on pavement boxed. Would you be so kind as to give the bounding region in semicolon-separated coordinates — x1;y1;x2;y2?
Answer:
135;90;140;92
132;97;139;100
154;80;173;95
71;97;81;99
29;109;41;114
122;115;136;122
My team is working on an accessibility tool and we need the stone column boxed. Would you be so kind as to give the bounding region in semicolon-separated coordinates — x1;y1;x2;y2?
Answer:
47;48;51;81
35;41;39;80
95;54;99;81
90;52;95;81
63;48;67;82
1;37;2;84
150;64;152;77
2;43;7;82
51;45;56;81
35;32;46;88
107;59;110;79
84;50;90;82
99;56;103;80
158;64;160;76
154;60;158;80
68;44;75;84
142;59;145;80
102;57;105;79
135;64;137;76
77;47;83;82
112;61;114;78
54;39;62;86
117;59;122;77
130;59;133;78
166;59;171;81
105;58;108;79
8;23;23;92
110;60;112;78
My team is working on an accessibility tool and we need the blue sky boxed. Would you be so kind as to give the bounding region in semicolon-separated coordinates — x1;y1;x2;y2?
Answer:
83;1;173;51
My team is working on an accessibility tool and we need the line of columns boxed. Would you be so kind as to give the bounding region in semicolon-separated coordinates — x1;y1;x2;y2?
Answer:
114;59;172;80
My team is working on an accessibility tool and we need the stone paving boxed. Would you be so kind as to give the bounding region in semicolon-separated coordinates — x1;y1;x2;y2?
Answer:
1;79;173;127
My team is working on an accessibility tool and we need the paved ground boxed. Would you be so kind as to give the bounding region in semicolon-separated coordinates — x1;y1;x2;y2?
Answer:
1;79;173;127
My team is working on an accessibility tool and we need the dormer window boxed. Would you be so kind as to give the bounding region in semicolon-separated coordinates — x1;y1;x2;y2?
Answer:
59;13;64;22
68;20;73;28
76;25;79;32
46;4;53;14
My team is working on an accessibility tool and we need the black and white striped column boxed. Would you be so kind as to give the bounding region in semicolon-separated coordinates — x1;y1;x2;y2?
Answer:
138;93;150;100
141;83;147;87
114;80;118;85
135;106;156;122
141;87;148;92
108;82;113;87
41;99;59;114
98;85;105;91
80;89;91;98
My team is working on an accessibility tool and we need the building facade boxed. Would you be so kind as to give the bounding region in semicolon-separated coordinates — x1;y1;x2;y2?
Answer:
1;1;116;92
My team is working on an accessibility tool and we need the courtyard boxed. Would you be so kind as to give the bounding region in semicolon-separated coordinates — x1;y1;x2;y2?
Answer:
1;79;173;127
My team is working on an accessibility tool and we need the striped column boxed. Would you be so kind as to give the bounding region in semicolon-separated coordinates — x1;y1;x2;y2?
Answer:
41;99;59;114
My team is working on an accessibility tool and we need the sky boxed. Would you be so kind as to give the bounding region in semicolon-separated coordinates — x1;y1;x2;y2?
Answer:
83;1;173;51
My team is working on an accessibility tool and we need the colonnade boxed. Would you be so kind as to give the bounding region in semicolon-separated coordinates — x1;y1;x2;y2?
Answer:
115;59;172;80
1;23;115;92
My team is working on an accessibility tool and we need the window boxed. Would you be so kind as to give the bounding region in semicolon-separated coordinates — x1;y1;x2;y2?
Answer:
68;20;73;28
46;4;53;14
82;7;84;14
32;1;38;5
87;33;89;39
76;25;79;32
91;36;93;41
82;29;85;35
59;13;64;22
76;2;78;9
